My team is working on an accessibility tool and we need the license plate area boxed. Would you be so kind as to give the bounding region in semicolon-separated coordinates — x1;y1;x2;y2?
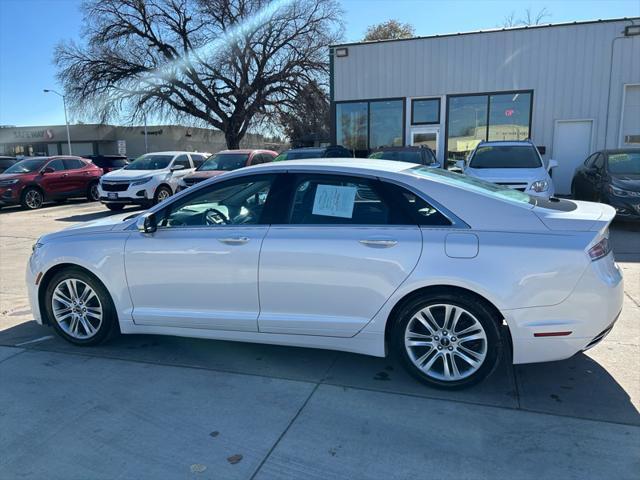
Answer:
108;192;118;199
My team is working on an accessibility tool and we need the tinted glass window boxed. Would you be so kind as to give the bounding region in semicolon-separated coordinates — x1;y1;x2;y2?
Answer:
469;146;542;169
191;154;207;167
584;153;597;167
0;159;15;168
125;154;173;170
47;159;66;171
412;98;440;124
369;100;404;149
251;154;264;165
285;150;323;160
173;155;191;169
160;175;276;228
369;150;423;164
336;102;368;154
607;152;640;174
63;158;85;169
487;92;532;141
199;153;249;171
3;159;46;174
593;154;605;169
289;175;391;225
385;183;451;226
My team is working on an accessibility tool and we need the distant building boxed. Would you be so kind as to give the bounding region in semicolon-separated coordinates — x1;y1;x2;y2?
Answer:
0;124;283;159
330;17;640;194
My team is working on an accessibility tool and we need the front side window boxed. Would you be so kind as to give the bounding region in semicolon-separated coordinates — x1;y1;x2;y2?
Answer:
289;175;393;225
411;98;440;125
336;102;368;154
469;146;542;169
199;153;249;171
369;100;404;149
191;154;207;167
125;154;173;170
369;150;423;164
593;153;605;169
159;175;276;228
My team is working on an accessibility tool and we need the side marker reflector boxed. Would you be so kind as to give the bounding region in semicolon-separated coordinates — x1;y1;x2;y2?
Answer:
534;331;572;337
35;272;43;285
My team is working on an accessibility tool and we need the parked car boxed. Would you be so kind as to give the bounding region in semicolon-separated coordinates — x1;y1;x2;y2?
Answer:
85;155;128;174
458;140;558;198
28;158;622;389
0;156;17;173
571;149;640;220
274;145;352;161
368;146;439;167
178;149;277;191
97;151;207;211
0;156;102;210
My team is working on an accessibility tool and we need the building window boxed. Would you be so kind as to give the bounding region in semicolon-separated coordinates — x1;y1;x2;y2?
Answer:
621;84;640;146
446;90;532;166
336;102;368;155
411;98;440;125
369;100;404;149
335;98;405;155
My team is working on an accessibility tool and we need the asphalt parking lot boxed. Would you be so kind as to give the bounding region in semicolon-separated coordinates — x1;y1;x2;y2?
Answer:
0;200;639;479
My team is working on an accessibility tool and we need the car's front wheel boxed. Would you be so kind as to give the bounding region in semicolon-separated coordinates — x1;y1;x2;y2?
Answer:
393;292;502;389
153;185;172;205
44;268;118;346
21;187;44;210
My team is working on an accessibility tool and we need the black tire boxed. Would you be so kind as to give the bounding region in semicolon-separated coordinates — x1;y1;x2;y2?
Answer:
392;292;502;389
153;185;173;205
44;267;118;346
21;187;44;210
87;181;100;201
106;204;125;211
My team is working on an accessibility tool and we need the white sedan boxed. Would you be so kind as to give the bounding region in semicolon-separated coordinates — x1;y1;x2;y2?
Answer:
27;159;623;388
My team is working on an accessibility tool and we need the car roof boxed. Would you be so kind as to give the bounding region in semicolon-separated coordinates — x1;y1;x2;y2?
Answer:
286;146;346;152
216;149;268;154
141;151;204;155
476;141;535;147
372;146;424;151
248;157;415;173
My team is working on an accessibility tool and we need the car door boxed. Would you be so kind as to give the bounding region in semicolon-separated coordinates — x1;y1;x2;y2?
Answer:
258;172;422;337
587;153;606;200
62;158;89;195
38;158;68;197
124;173;280;331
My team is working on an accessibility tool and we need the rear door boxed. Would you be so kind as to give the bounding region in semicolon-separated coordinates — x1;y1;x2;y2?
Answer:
258;173;422;337
62;158;90;195
38;158;68;196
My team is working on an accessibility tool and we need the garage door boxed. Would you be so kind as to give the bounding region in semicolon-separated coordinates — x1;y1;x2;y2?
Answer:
552;120;593;195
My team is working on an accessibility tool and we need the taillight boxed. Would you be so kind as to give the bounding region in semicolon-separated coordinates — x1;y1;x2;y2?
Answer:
587;237;611;261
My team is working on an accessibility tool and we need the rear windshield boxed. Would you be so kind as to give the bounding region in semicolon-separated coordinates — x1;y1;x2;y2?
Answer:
469;146;542;169
3;158;47;174
124;154;173;170
284;150;323;160
607;152;640;174
198;153;249;171
369;151;423;164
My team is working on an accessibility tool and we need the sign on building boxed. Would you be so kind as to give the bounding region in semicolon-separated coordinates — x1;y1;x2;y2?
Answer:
117;140;126;155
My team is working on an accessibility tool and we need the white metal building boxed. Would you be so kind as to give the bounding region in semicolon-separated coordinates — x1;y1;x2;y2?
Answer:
330;18;640;194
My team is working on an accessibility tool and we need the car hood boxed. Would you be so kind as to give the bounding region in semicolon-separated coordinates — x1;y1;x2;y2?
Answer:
186;170;226;180
40;211;138;242
465;167;548;184
0;173;29;181
102;169;164;181
611;174;640;192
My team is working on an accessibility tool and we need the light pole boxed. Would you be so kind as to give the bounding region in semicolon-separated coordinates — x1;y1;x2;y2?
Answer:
44;89;72;155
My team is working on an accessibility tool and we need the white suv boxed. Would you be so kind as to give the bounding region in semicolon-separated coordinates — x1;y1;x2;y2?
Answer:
460;141;558;198
98;151;209;211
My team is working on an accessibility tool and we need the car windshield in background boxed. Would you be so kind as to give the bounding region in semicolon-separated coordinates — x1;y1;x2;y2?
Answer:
199;153;249;171
93;157;127;168
124;155;173;170
469;146;542;169
607;152;640;174
3;159;46;174
369;151;422;163
285;150;323;160
409;165;533;205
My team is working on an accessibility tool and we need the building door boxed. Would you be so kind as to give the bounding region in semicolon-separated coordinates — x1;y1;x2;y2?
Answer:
411;127;439;158
552;120;593;195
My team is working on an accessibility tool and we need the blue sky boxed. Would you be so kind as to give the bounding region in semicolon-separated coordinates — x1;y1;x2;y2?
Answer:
1;0;638;126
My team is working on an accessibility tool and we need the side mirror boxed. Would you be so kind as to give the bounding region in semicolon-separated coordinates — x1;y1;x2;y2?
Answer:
547;159;558;171
40;167;55;174
136;212;157;234
170;164;185;171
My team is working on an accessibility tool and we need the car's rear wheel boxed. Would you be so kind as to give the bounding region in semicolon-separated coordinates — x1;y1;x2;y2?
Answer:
21;187;44;210
44;268;118;346
393;292;502;389
87;181;99;201
106;204;125;211
154;185;172;205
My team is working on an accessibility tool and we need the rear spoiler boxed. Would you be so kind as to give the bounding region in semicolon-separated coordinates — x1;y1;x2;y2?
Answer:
534;201;616;232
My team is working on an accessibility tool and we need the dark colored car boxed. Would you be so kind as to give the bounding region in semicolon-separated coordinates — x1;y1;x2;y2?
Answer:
368;146;439;167
571;149;640;220
0;156;103;210
0;156;17;173
85;155;128;174
274;145;352;161
179;149;278;190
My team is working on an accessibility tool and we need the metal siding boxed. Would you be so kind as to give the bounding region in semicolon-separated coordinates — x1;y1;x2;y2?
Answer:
333;20;640;155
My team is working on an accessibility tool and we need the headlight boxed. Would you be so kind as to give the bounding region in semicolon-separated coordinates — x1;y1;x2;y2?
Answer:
530;180;549;192
131;177;152;186
0;179;19;187
609;185;639;197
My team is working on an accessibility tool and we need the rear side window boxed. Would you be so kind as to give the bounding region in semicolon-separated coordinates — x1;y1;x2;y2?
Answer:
383;183;451;226
47;159;66;171
63;158;86;169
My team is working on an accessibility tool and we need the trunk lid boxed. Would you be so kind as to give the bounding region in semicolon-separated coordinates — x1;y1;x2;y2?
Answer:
534;199;616;232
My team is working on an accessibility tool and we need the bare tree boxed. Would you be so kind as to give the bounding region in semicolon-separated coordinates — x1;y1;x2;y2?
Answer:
501;7;551;28
55;0;343;148
278;80;329;147
363;19;415;41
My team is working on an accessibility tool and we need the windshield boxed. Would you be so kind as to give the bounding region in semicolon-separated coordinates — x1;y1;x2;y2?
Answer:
285;150;323;160
409;166;533;205
369;151;423;164
607;152;640;174
3;158;46;174
198;153;249;172
124;154;173;170
469;146;542;169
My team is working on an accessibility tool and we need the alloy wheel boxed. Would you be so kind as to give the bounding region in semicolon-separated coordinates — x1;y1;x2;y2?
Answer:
51;279;103;340
25;190;43;209
404;304;488;382
157;189;171;202
90;184;99;201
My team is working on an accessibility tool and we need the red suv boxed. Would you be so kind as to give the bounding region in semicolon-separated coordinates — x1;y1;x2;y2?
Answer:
0;156;103;210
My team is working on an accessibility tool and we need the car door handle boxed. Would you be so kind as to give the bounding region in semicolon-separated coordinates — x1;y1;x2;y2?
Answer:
218;236;250;245
359;239;398;248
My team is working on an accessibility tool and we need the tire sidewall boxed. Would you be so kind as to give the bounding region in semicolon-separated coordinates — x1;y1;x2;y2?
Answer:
393;292;502;389
44;268;117;346
154;186;172;205
22;187;43;210
87;181;99;201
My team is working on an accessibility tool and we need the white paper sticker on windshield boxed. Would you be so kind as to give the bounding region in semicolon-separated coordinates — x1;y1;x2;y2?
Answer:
312;184;357;218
